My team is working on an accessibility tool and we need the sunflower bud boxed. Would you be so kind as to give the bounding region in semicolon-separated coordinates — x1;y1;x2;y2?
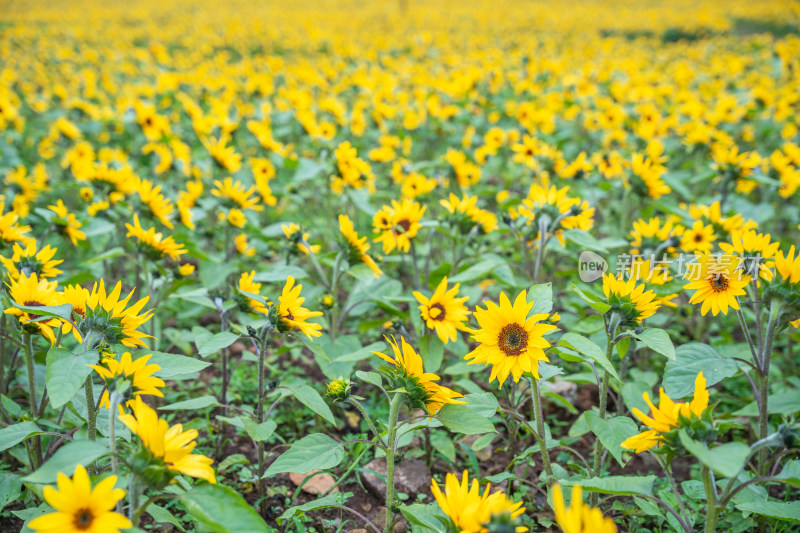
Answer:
326;377;352;402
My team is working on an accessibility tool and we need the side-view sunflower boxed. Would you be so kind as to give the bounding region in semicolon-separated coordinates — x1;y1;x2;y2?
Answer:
338;214;382;278
4;273;62;344
89;352;165;409
28;464;131;533
621;372;709;453
412;276;470;344
47;200;86;246
684;253;750;316
374;335;464;415
278;276;323;338
238;271;270;315
719;230;780;281
119;396;216;485
0;201;34;247
1;241;63;280
125;214;187;261
465;290;557;388
602;273;661;327
552;484;617;533
431;471;527;533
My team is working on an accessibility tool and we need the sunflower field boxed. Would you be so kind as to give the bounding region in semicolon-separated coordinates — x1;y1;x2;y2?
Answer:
1;0;800;531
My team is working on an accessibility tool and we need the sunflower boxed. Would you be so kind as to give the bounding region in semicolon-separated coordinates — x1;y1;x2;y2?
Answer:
119;396;216;484
338;214;382;278
1;241;63;280
684;253;750;316
282;223;320;255
238;271;270;315
551;484;617;533
204;136;242;172
132;177;175;229
431;471;527;533
719;230;780;281
278;276;323;338
602;273;661;327
28;465;131;533
0;201;34;247
628;217;684;256
234;234;255;257
4;273;63;344
439;193;498;234
374;335;464;414
413;277;470;344
47;200;86;246
465;290;557;388
211;177;262;212
65;279;153;348
90;352;165;409
621;372;709;453
680;220;715;253
372;198;426;254
125;214;187;261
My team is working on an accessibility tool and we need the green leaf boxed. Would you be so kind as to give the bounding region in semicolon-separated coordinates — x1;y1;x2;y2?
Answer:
24;440;109;484
435;404;495;435
197;332;240;357
242;419;277;443
734;388;800;416
161;395;220;411
277;492;349;524
558;333;619;380
679;431;750;478
449;255;507;283
264;434;344;477
0;422;42;453
46;348;98;409
584;413;638;467
462;392;499;417
736;501;800;524
147;503;186;531
146;352;212;378
430;431;456;463
663;343;738;398
0;473;22;513
633;328;675;360
355;370;382;389
564;229;608;253
399;503;449;533
11;302;73;322
253;265;309;283
180;483;270;533
419;335;444;373
288;385;336;425
571;283;611;314
528;283;553;314
775;460;800;488
558;475;655;496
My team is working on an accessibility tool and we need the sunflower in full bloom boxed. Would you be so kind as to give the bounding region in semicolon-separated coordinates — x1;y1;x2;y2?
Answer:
375;336;464;414
0;201;34;247
278;276;323;338
602;273;661;327
680;220;715;253
431;471;527;533
204;135;242;172
132;177;175;229
514;183;595;245
28;465;131;533
211;177;262;213
465;290;558;387
684;253;750;316
719;230;780;281
439;193;498;234
1;241;63;280
237;271;270;315
621;372;709;453
551;484;617;533
4;273;62;344
372;199;426;254
47;200;86;246
413;277;470;344
762;246;800;324
338;214;382;277
119;396;216;484
628;217;684;256
61;279;153;348
125;214;187;261
90;352;165;409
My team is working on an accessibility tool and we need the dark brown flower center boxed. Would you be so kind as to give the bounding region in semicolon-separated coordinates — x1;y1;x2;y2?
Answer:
694;233;703;243
396;219;411;233
710;274;729;292
23;300;44;319
73;508;93;530
428;303;446;321
498;323;528;356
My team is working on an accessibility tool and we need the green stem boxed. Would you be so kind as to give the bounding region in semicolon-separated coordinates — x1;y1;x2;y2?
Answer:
347;398;387;448
22;332;42;468
529;377;553;479
384;393;403;533
409;239;422;291
703;466;720;533
757;300;782;475
590;323;616;505
109;391;122;513
735;302;758;364
84;376;97;442
330;253;343;340
128;475;142;524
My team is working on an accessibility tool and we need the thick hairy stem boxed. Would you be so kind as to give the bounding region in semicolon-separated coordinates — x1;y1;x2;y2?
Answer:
347;398;387;448
384;394;403;533
703;466;720;533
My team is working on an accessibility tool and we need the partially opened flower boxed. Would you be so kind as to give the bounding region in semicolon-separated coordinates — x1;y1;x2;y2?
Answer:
47;200;86;246
119;396;216;485
278;276;323;338
621;372;709;453
375;335;464;415
90;352;165;409
465;290;557;387
431;471;527;533
552;484;616;533
126;214;187;262
602;273;661;327
238;271;270;315
412;276;470;344
684;253;750;316
1;241;63;280
4;273;62;344
339;214;382;277
28;464;131;533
